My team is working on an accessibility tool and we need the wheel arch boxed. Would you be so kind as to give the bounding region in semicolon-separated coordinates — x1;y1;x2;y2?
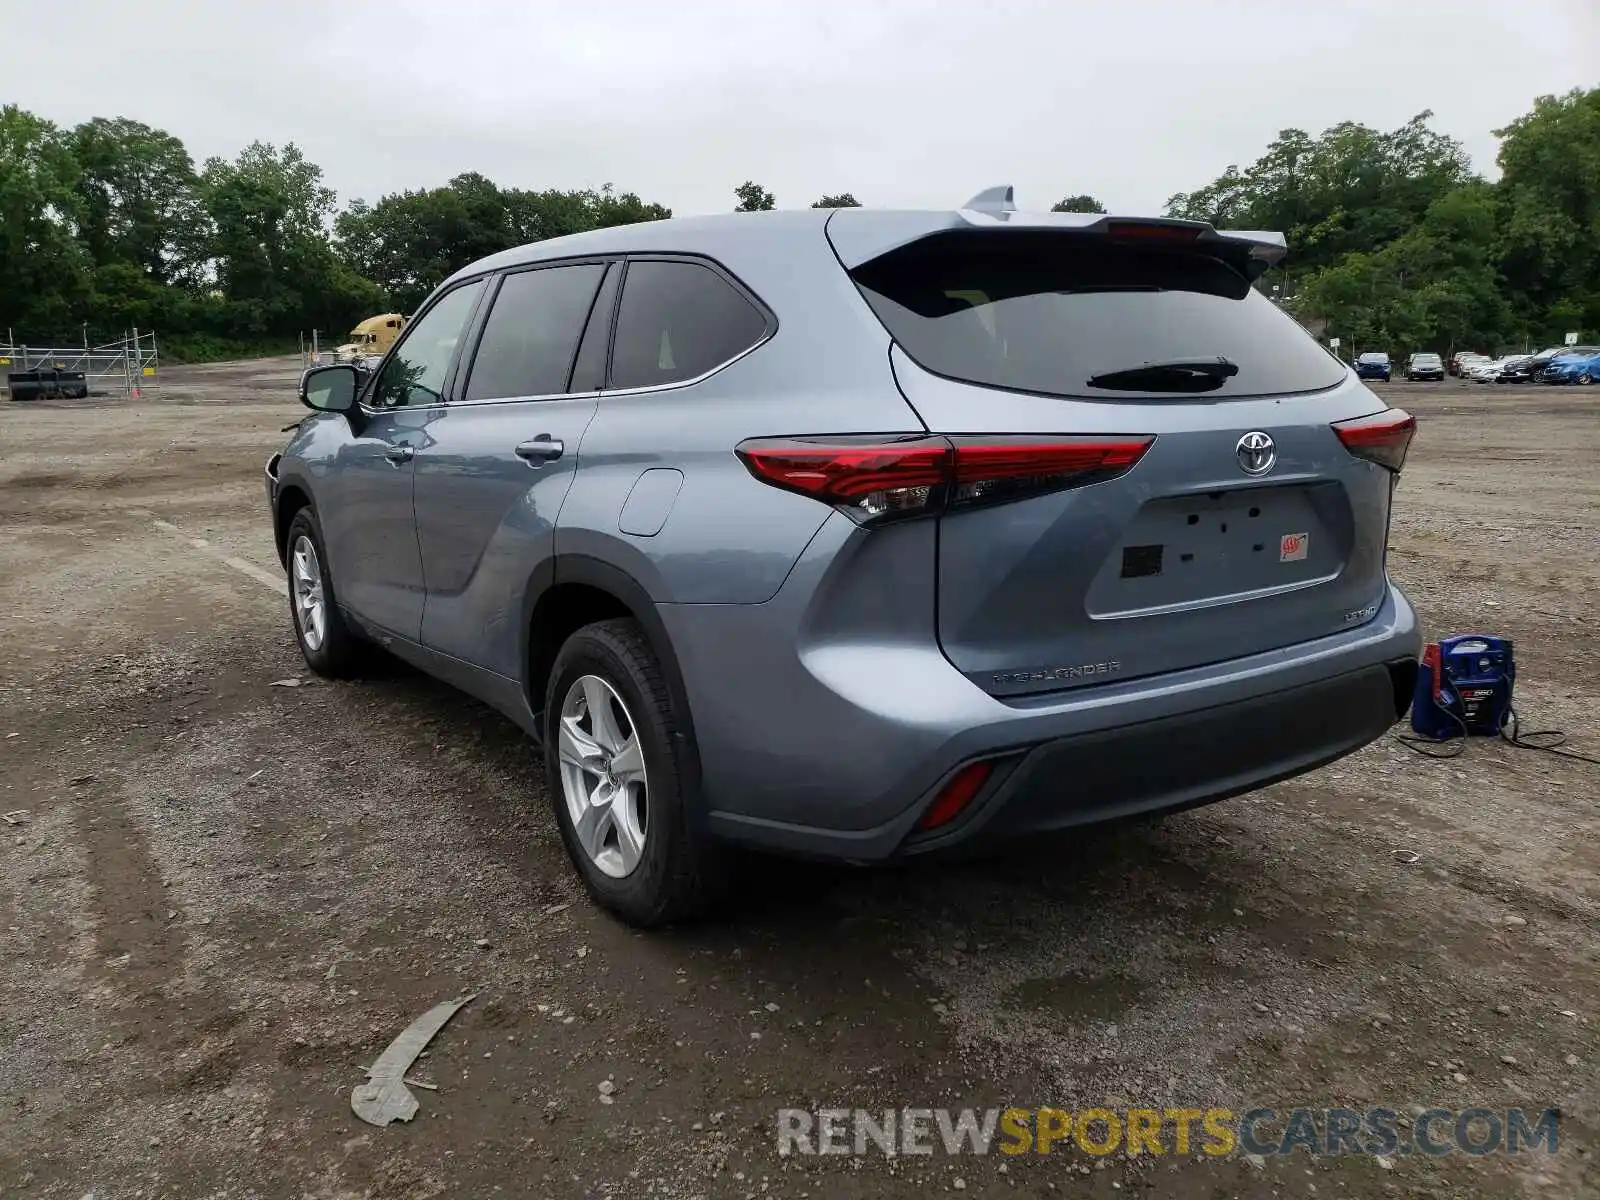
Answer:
522;556;705;815
274;481;314;567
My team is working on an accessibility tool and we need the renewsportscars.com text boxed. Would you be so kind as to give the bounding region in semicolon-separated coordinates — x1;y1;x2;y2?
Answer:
776;1106;1561;1158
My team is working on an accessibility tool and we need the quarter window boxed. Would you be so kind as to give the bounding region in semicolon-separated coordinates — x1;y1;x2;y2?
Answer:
370;281;484;409
464;263;607;401
608;260;768;390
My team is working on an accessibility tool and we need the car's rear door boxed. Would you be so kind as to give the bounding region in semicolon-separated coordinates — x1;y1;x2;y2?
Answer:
412;259;615;677
839;223;1410;699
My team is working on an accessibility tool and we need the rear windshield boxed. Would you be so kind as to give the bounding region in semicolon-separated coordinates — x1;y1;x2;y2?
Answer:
850;232;1346;399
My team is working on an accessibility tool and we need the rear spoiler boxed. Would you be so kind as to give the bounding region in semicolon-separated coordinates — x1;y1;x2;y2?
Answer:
826;188;1288;278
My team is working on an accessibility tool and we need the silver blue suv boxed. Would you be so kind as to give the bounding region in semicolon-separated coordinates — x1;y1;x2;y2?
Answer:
266;188;1421;926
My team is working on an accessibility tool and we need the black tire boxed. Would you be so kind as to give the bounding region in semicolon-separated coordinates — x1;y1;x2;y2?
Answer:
283;507;367;678
544;618;719;927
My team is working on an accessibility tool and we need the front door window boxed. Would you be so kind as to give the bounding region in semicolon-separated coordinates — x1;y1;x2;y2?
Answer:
370;282;484;409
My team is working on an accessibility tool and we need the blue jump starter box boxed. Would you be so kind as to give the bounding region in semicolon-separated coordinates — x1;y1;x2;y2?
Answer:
1410;634;1515;740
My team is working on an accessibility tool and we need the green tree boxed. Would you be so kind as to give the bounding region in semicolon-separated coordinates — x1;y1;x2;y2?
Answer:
1166;113;1472;272
811;193;860;208
0;105;91;337
1050;194;1106;213
1493;87;1600;342
1296;181;1510;353
588;183;670;229
200;141;377;335
734;181;775;212
339;178;669;312
70;117;207;285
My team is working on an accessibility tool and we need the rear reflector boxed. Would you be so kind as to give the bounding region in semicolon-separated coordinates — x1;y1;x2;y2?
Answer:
1332;408;1415;472
736;434;1154;523
919;760;994;830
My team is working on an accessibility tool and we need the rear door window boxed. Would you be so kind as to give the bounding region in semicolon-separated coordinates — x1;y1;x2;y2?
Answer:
850;232;1347;399
608;260;769;390
463;262;607;401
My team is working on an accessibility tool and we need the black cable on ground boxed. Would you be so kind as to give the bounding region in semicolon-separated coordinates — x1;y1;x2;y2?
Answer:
1500;707;1600;766
1396;701;1469;759
1398;702;1599;766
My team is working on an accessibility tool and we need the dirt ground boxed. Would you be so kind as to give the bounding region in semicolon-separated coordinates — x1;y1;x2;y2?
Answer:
1;359;1596;1200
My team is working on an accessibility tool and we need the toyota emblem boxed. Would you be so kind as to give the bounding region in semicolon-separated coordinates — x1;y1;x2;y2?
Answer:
1236;431;1276;475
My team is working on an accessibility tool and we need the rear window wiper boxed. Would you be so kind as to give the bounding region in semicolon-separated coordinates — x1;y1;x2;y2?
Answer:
1085;356;1240;392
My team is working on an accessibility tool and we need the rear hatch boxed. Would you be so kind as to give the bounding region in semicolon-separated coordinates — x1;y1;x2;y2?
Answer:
833;216;1411;699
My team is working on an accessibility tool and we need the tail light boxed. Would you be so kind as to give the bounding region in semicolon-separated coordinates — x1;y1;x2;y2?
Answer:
1333;408;1415;472
735;434;1154;524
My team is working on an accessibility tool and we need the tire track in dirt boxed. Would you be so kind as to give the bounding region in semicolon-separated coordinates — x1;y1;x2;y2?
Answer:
76;775;187;1001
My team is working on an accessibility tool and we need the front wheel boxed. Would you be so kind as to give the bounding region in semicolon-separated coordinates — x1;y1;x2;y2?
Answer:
545;619;719;927
1580;372;1593;386
284;508;368;677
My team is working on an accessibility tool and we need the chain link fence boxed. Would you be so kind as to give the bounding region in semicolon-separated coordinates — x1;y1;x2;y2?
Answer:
2;329;160;400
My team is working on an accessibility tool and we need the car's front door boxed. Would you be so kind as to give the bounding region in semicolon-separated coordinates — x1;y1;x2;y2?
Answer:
323;279;485;640
413;259;615;677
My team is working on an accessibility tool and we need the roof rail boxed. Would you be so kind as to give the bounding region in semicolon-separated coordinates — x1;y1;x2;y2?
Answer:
962;185;1016;215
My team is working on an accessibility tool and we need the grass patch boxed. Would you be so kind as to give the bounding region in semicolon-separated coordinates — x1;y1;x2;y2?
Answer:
159;335;303;365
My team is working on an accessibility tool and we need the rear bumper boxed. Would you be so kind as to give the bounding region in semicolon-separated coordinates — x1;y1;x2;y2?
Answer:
901;657;1409;855
664;562;1420;862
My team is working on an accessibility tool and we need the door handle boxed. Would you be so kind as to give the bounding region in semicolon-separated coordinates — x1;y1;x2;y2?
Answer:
384;445;414;466
515;435;564;465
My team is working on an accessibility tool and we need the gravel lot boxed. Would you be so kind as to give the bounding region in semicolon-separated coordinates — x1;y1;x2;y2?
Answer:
1;359;1596;1199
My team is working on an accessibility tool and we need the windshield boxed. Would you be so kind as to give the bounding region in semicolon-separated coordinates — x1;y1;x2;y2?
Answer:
850;232;1346;400
1357;353;1388;363
1412;354;1441;365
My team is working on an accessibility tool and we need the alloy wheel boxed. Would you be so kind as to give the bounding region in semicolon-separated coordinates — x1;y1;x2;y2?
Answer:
290;535;327;652
558;674;649;878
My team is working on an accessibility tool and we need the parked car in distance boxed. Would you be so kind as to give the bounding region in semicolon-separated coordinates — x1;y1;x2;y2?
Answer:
1448;351;1484;376
1406;352;1445;381
1496;348;1569;385
1465;356;1520;383
1354;351;1391;381
1539;348;1600;384
265;194;1421;926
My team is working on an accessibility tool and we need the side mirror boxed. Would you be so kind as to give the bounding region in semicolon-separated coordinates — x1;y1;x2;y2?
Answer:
300;364;360;414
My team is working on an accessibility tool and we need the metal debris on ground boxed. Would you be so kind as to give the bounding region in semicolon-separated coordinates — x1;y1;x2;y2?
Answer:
351;994;477;1127
1391;849;1421;864
269;679;304;688
1;811;29;826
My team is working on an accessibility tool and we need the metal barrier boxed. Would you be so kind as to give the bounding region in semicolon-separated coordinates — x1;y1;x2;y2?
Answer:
1;329;160;400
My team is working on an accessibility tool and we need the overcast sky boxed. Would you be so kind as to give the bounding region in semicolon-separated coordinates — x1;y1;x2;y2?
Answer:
7;0;1596;217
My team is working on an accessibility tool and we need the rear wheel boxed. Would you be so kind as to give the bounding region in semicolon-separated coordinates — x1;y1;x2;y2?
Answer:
1580;372;1593;386
545;619;718;927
